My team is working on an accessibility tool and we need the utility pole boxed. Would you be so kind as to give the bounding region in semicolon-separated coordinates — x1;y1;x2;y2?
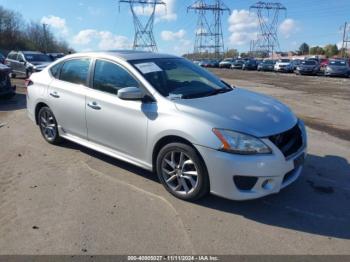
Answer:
42;23;48;54
250;1;286;58
341;22;350;58
188;0;230;59
119;0;166;52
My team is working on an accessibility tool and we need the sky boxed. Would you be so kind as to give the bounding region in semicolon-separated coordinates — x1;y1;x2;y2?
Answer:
0;0;349;55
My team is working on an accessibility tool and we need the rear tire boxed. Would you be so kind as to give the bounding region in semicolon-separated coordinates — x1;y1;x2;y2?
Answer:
156;142;210;201
38;107;62;145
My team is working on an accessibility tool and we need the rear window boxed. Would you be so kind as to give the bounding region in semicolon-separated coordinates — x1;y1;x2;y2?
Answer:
59;58;91;85
7;53;17;60
50;63;62;79
302;61;317;65
329;60;346;66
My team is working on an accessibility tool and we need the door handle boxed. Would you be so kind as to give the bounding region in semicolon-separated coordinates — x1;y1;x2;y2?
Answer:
87;102;101;110
50;92;60;98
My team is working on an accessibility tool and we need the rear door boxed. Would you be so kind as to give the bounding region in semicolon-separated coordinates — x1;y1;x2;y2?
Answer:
48;58;91;139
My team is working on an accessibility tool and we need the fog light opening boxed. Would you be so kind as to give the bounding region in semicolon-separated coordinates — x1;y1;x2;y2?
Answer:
262;179;274;190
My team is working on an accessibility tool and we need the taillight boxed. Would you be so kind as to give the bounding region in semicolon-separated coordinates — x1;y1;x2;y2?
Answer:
25;79;33;88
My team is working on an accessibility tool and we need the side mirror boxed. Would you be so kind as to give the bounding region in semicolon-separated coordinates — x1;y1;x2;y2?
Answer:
118;87;144;101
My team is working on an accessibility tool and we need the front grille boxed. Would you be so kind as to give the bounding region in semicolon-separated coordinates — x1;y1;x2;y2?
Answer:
269;124;303;158
233;176;258;191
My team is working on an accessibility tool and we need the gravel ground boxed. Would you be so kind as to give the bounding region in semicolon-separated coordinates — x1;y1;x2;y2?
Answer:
0;72;349;255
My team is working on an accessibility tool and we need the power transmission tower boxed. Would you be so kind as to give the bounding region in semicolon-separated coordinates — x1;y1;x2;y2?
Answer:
119;0;166;52
341;22;350;58
250;1;286;58
188;0;230;59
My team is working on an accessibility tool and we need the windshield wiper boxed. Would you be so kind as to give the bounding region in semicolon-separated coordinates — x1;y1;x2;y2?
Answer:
182;88;232;99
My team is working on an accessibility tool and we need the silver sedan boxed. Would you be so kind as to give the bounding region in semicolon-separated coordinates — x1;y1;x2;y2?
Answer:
27;51;307;201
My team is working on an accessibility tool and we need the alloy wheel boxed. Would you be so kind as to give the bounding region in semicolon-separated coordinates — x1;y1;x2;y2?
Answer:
161;150;199;196
39;109;57;141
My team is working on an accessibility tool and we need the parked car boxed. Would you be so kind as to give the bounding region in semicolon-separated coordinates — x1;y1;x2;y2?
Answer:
324;59;350;77
295;60;320;75
242;59;258;70
257;59;275;71
0;53;5;64
27;51;307;201
231;60;244;69
0;64;16;98
5;51;52;78
320;58;329;67
219;58;235;68
291;59;302;70
274;59;293;73
47;52;65;61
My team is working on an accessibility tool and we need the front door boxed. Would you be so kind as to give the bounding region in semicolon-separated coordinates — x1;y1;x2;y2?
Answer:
86;59;152;162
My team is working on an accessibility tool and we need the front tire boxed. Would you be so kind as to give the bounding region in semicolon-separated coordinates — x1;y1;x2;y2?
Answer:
156;143;210;201
38;107;62;145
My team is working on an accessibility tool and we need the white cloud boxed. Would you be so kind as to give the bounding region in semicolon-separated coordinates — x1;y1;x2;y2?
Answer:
161;29;186;41
41;15;69;36
97;31;130;50
133;0;177;22
73;29;98;45
228;9;259;32
229;32;258;46
160;29;192;55
73;29;131;50
279;18;299;39
228;9;259;46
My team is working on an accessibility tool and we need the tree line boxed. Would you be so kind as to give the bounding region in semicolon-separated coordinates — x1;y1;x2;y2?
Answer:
298;42;348;58
0;5;74;55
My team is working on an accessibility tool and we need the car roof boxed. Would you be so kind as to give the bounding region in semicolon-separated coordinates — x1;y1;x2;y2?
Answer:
70;50;178;61
17;51;44;54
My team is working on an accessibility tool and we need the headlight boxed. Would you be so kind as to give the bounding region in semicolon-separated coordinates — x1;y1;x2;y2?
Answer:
213;129;272;155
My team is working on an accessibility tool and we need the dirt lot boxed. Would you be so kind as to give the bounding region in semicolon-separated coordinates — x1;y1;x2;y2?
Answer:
0;72;350;255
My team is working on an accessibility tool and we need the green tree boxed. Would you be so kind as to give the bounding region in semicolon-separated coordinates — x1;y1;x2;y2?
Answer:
309;46;325;55
299;42;310;55
225;49;239;58
323;44;339;57
0;5;73;54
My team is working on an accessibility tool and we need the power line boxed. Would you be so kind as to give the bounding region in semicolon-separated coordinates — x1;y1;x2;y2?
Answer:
119;0;166;52
250;1;286;58
188;0;230;59
341;22;350;58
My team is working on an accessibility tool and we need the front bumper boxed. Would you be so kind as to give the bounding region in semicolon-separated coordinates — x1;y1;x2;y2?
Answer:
325;71;349;77
195;122;307;201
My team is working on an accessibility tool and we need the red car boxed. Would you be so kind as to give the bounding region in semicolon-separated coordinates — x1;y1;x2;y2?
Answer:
320;58;329;68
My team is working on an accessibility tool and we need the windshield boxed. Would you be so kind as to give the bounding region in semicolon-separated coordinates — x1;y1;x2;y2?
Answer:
279;59;290;63
329;60;347;66
302;61;317;65
24;53;51;62
263;60;274;64
131;58;232;99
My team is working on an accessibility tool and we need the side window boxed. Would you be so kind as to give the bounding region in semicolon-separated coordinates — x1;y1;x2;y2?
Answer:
50;63;62;79
93;60;139;95
59;58;90;85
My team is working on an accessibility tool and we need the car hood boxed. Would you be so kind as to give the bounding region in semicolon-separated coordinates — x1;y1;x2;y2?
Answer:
174;88;297;137
276;62;291;66
30;61;51;66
